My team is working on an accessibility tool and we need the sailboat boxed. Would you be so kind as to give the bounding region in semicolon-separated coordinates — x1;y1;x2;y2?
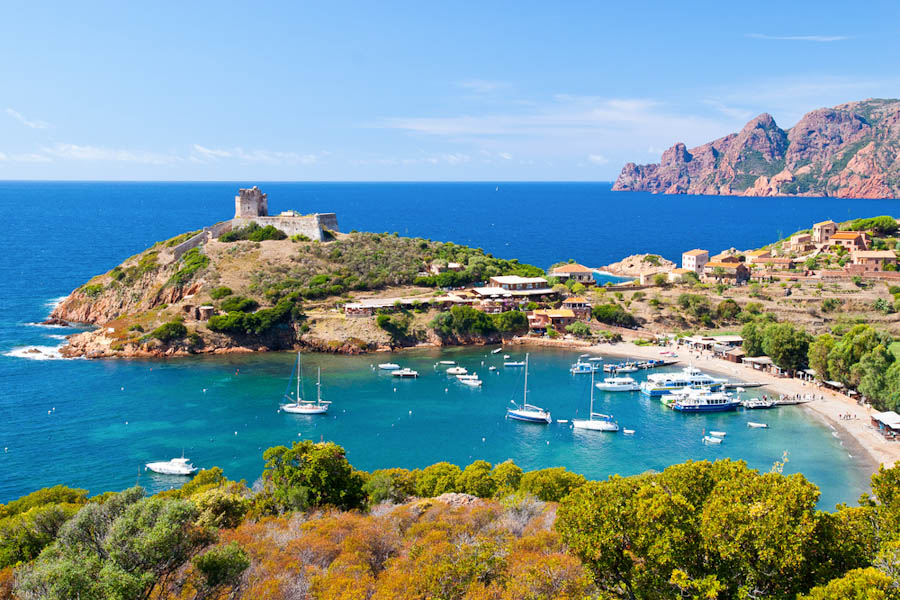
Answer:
506;353;551;424
572;369;619;432
281;353;330;415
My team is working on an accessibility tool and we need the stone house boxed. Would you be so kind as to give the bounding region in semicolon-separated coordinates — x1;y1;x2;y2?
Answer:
850;250;898;272
527;309;576;333
549;263;595;285
812;220;837;244
829;231;869;252
701;261;750;284
745;249;772;264
561;296;592;320
682;249;709;273
789;233;813;252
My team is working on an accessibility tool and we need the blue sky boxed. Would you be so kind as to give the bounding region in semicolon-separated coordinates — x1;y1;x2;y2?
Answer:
1;1;898;181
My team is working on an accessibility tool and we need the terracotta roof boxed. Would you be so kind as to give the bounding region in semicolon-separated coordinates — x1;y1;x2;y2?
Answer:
562;296;589;304
531;309;576;318
831;231;865;240
704;261;746;270
550;263;592;274
747;249;771;256
671;268;691;274
683;249;708;257
813;220;836;227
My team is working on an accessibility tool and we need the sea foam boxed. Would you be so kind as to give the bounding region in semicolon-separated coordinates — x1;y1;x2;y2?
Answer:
4;345;66;361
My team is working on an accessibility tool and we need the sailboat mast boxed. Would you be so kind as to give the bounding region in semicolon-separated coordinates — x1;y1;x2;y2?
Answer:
590;368;595;417
296;352;301;400
317;367;321;403
524;353;529;406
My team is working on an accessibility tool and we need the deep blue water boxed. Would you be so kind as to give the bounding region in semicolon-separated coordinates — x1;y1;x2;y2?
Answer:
1;181;892;506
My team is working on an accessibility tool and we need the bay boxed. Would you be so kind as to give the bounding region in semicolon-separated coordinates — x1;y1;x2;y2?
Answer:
0;181;887;506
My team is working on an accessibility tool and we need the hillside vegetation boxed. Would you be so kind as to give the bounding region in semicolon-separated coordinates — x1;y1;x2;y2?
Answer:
2;442;900;599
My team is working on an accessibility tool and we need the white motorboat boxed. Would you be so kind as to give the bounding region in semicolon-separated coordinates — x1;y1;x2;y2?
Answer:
446;366;468;375
616;363;638;373
595;376;640;391
488;366;497;371
570;361;601;374
438;360;456;365
456;373;479;380
588;357;603;362
641;366;726;396
282;354;330;415
504;361;525;367
507;354;551;424
491;347;503;354
743;398;775;409
460;378;483;387
709;431;727;437
671;390;741;413
703;435;724;444
392;368;419;378
145;455;197;476
623;428;635;435
378;363;400;370
503;354;511;359
748;422;769;429
572;370;619;432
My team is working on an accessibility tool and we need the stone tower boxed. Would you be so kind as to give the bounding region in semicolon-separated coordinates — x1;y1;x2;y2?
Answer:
234;186;268;218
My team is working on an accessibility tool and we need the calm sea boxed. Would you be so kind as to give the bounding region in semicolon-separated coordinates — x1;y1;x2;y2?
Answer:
1;181;891;506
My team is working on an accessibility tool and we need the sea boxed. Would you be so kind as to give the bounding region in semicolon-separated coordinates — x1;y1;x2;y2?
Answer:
1;181;894;507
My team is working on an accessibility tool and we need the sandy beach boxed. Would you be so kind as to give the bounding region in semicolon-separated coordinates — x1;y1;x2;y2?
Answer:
581;339;898;476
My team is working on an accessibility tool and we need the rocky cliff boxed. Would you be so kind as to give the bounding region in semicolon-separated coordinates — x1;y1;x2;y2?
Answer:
613;98;900;199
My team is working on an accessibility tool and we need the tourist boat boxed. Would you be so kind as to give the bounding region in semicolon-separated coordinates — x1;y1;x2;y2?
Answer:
506;354;551;424
743;398;775;409
145;453;197;476
504;361;525;367
460;378;483;387
572;371;619;432
595;376;640;391
747;422;769;429
378;363;400;370
392;368;419;378
709;431;727;437
570;361;600;374
639;366;725;396
282;355;331;415
446;366;467;375
671;389;741;413
702;435;724;445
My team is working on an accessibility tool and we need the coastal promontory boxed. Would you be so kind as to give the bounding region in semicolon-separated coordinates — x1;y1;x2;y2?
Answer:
613;98;900;199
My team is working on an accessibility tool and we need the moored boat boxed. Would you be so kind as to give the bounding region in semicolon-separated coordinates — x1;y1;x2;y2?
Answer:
378;363;400;371
640;366;725;396
671;389;741;413
281;354;331;415
446;366;468;375
743;398;775;409
504;361;525;367
392;368;419;378
748;422;769;429
595;376;639;391
506;354;551;424
702;435;724;444
572;370;619;432
145;453;197;476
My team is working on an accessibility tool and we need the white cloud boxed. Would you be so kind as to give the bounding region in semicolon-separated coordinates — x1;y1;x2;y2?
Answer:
457;80;510;94
41;143;178;164
587;154;608;165
5;108;49;129
702;99;755;122
191;145;319;165
746;33;849;42
351;152;472;167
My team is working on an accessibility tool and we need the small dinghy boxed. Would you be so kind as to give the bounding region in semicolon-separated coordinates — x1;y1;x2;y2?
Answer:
708;431;726;437
446;366;467;375
491;347;503;354
438;360;456;365
747;422;769;429
378;363;400;371
703;435;724;444
623;429;635;435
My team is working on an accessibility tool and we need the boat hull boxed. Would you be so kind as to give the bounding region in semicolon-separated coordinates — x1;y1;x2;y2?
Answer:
507;410;551;424
672;403;740;413
596;384;640;391
282;403;329;414
572;419;619;432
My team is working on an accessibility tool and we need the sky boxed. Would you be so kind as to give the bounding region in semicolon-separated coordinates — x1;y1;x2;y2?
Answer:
1;1;899;181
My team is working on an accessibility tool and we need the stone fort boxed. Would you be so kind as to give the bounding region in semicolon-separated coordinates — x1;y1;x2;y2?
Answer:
231;186;338;241
165;187;338;262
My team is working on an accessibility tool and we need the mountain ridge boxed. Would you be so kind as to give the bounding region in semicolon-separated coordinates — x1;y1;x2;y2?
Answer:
613;98;900;199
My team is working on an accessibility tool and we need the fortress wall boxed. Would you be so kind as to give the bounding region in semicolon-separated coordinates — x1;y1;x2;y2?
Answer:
232;215;328;241
170;221;234;261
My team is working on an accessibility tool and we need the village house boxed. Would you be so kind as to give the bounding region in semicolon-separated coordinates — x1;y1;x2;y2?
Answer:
753;257;796;271
527;308;576;333
701;261;750;284
549;263;595;285
428;261;464;275
473;276;555;301
710;248;740;262
812;220;837;244
850;250;898;272
744;249;772;264
829;231;869;252
682;249;709;273
789;233;813;253
668;267;693;283
561;296;592;320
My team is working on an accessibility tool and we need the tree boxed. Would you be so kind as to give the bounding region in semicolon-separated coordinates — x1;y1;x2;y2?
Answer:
808;334;835;381
799;567;900;599
741;321;766;357
762;322;811;372
363;468;417;505
490;460;524;497
571;282;587;295
415;462;462;497
261;441;366;512
715;299;740;321
456;460;496;498
493;310;528;334
828;325;894;388
592;304;638;328
857;345;895;403
519;468;586;502
565;321;591;337
192;542;250;598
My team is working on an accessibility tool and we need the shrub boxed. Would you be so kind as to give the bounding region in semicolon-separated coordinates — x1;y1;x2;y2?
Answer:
456;460;497;498
592;304;638;328
220;222;287;242
715;299;740;320
363;468;416;504
219;296;258;313
151;321;187;342
566;321;592;337
209;286;233;300
81;283;104;298
415;462;462;497
169;248;209;286
519;467;586;502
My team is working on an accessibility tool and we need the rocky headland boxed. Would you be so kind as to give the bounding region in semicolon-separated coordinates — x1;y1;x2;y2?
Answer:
613;98;900;199
599;253;675;277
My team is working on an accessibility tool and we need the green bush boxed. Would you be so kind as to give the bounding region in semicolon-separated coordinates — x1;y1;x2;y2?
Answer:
415;462;462;497
592;304;638;328
151;321;187;342
519;467;586;502
219;222;287;242
209;286;233;300
219;296;258;313
207;293;302;336
169;248;209;286
81;283;104;298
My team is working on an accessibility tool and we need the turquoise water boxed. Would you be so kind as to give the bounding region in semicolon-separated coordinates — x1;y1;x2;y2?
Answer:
0;182;887;506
